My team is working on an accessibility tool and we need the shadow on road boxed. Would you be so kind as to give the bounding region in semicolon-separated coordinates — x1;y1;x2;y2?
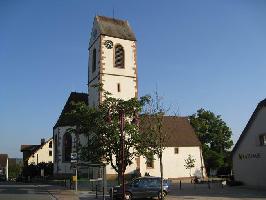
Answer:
168;182;266;199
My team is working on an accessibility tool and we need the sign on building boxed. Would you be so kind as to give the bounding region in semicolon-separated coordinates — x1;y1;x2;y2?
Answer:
71;153;77;163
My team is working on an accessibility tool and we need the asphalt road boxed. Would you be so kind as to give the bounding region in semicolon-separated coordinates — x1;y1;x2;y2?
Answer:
0;183;55;200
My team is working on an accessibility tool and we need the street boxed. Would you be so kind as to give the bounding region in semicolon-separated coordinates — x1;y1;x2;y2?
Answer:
1;182;266;200
0;183;55;200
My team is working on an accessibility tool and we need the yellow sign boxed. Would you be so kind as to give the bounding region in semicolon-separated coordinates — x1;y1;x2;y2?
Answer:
72;175;77;182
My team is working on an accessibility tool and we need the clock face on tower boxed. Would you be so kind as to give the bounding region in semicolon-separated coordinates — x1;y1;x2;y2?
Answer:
104;40;113;49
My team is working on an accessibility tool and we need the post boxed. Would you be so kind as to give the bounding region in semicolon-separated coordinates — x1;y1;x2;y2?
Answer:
102;165;105;200
96;184;98;199
179;180;181;190
120;110;125;200
75;167;78;192
110;187;113;200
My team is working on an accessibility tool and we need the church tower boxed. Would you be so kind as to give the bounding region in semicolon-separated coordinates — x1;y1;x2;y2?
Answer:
88;16;138;106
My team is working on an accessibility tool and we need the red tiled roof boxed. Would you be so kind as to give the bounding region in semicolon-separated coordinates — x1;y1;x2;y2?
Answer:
140;116;201;147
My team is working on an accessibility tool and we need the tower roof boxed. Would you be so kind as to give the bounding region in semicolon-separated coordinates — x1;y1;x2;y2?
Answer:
95;15;136;41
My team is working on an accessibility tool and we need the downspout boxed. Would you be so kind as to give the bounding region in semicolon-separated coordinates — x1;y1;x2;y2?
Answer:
6;157;8;181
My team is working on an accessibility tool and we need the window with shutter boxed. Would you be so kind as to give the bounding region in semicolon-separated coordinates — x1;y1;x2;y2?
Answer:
114;45;124;68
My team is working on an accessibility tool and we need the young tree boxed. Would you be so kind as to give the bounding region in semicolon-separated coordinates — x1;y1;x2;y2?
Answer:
139;91;168;199
189;108;233;175
184;154;196;181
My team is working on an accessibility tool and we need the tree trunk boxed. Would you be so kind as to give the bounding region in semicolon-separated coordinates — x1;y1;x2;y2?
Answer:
159;153;163;200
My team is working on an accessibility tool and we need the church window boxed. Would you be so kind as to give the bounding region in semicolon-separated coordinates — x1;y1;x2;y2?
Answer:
117;83;121;92
146;154;154;169
92;48;96;72
174;147;179;154
63;133;72;162
114;45;124;68
49;150;52;156
49;141;52;148
259;134;266;146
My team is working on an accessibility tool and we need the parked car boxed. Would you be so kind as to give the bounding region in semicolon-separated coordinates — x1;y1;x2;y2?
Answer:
111;176;170;200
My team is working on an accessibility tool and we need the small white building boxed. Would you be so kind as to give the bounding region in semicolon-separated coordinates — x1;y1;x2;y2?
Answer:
21;138;53;165
232;99;266;188
139;116;205;179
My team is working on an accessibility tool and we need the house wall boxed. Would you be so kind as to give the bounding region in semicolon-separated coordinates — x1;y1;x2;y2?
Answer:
27;138;53;165
233;106;266;188
139;147;205;179
105;149;139;176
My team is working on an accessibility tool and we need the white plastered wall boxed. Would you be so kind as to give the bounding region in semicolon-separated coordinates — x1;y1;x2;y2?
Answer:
53;126;89;175
88;34;101;107
100;36;137;101
88;34;137;106
53;126;75;175
233;106;266;188
139;147;205;179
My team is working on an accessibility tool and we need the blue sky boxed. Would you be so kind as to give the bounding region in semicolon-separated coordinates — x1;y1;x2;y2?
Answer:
1;0;266;158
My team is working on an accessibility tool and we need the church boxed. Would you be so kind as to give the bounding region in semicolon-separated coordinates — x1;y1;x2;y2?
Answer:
53;16;205;180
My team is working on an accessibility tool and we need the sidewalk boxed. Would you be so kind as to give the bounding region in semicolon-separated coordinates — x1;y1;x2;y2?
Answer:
43;184;104;200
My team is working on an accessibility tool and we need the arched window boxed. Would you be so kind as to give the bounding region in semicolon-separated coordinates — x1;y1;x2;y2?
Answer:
49;141;52;148
114;45;124;68
63;133;72;162
92;48;96;72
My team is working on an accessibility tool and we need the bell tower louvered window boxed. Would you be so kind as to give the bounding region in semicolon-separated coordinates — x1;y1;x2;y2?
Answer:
114;45;124;68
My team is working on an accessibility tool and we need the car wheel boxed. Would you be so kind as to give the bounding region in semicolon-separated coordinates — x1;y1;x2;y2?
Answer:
124;191;132;200
158;191;166;200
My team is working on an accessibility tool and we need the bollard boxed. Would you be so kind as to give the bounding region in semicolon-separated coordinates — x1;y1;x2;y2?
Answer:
110;187;113;200
103;185;105;200
96;184;98;199
179;180;181;190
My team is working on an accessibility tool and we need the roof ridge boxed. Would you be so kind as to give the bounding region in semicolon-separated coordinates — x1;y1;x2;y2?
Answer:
96;15;127;23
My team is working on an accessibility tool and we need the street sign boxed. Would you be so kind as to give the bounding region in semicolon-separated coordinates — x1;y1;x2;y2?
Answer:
71;153;77;163
72;175;77;182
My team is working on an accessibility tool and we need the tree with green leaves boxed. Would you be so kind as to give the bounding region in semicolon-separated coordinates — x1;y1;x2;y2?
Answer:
189;108;233;175
65;91;150;182
184;154;196;179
